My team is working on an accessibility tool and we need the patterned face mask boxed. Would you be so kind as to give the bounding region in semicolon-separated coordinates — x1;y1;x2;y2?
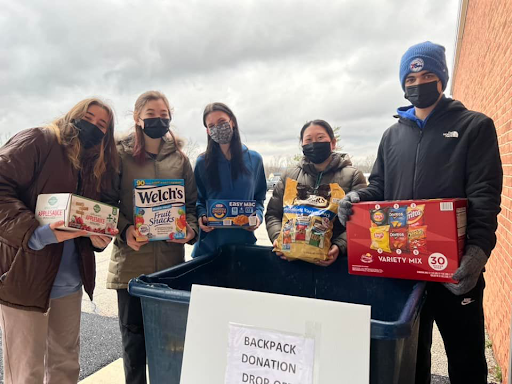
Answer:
209;121;233;144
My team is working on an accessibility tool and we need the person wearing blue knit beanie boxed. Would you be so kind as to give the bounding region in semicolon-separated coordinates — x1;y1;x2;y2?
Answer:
338;41;502;384
399;41;449;91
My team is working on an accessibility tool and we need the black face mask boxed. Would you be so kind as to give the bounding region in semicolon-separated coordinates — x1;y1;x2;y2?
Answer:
302;142;332;164
74;119;105;149
404;80;441;109
142;118;170;139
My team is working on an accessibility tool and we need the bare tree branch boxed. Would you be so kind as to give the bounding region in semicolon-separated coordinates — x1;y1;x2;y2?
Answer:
351;154;377;173
0;132;13;147
264;155;298;178
183;137;202;167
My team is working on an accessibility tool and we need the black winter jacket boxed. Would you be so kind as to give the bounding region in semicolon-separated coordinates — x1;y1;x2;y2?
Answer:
358;97;503;257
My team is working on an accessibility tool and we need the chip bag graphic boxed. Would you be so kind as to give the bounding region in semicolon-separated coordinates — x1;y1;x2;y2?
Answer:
370;208;388;226
407;204;425;227
274;178;345;263
388;206;407;228
367;203;429;255
390;227;408;251
408;225;428;254
370;225;391;253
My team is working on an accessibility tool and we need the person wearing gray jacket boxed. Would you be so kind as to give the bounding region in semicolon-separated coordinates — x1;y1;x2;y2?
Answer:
265;119;367;266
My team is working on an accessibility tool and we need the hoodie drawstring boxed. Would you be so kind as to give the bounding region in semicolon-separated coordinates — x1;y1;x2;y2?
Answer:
314;171;324;193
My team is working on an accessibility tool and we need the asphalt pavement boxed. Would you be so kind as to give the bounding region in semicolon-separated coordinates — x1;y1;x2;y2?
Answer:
0;312;121;383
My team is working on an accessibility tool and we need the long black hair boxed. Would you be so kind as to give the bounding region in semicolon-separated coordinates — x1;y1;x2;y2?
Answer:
202;102;249;190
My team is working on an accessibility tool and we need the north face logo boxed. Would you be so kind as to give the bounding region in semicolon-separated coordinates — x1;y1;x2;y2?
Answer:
443;131;459;138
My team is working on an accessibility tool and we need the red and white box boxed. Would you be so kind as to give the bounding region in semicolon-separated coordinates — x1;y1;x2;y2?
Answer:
347;199;467;283
35;193;119;237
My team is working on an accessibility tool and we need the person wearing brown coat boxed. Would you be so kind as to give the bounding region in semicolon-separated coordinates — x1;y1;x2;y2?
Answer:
0;98;119;384
265;119;367;266
102;91;198;384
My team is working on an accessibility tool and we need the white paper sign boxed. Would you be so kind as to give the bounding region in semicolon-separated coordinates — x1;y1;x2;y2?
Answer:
225;323;314;384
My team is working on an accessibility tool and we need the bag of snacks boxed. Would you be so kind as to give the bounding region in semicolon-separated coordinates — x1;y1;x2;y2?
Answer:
274;178;345;263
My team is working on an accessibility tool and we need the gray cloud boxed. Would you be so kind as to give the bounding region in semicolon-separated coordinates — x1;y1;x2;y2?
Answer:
0;0;460;165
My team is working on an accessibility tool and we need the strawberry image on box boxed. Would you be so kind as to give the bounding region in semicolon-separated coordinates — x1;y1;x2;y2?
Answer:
35;193;119;237
347;199;467;283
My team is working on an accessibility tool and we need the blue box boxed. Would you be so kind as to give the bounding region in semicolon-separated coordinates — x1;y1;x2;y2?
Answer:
206;199;257;228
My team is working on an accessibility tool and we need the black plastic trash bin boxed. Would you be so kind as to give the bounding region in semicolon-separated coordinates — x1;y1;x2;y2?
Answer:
129;244;425;384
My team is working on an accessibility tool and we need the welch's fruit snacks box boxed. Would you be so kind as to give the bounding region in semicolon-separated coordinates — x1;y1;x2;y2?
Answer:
35;193;119;237
133;179;187;242
206;200;258;228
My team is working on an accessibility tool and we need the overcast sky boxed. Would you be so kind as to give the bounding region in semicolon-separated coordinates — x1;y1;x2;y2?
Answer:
0;0;460;166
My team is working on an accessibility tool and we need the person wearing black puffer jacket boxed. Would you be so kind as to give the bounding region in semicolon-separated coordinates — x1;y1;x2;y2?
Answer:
339;42;502;384
266;119;367;266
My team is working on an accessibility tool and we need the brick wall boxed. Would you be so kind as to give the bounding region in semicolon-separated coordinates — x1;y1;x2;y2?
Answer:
452;0;512;382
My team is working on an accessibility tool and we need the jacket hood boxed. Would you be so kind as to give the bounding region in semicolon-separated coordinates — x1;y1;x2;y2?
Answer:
116;131;185;156
395;96;467;126
299;152;352;176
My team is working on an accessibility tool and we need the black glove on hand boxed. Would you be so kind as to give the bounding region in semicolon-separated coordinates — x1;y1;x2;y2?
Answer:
443;245;488;296
338;191;360;227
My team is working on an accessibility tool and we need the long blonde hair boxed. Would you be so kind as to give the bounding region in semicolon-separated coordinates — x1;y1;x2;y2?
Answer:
132;91;183;164
46;98;119;191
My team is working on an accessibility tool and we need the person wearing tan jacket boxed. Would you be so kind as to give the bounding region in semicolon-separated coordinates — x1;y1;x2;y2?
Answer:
103;91;198;384
265;119;367;266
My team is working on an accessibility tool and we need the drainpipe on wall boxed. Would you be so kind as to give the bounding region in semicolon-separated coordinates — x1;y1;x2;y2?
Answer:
450;0;469;97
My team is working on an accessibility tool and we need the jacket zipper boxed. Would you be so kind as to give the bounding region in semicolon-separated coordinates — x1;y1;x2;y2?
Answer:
412;128;424;199
228;160;233;190
314;171;324;192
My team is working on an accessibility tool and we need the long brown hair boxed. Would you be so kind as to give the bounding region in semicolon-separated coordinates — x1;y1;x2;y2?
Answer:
47;98;118;192
202;102;249;191
132;91;183;164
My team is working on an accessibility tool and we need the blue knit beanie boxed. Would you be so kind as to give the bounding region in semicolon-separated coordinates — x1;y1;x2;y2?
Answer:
399;41;449;91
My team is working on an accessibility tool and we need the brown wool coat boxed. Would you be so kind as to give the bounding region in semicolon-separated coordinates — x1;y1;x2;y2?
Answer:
265;153;367;255
104;133;198;289
0;128;99;312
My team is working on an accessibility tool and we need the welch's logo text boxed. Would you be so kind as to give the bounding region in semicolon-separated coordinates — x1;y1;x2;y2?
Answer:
135;186;185;208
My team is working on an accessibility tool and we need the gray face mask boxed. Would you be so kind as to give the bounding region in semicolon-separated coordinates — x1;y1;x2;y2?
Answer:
209;121;233;144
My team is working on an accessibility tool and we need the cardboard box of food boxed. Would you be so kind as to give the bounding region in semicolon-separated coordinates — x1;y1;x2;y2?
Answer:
347;199;467;283
133;179;187;242
35;193;119;237
206;200;258;228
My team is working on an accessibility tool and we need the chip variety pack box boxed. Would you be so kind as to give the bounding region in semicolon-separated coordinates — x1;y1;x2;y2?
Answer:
133;179;187;242
347;199;467;283
206;200;258;228
35;193;119;237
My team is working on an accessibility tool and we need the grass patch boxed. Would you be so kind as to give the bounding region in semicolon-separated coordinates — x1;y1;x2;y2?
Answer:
493;364;502;383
